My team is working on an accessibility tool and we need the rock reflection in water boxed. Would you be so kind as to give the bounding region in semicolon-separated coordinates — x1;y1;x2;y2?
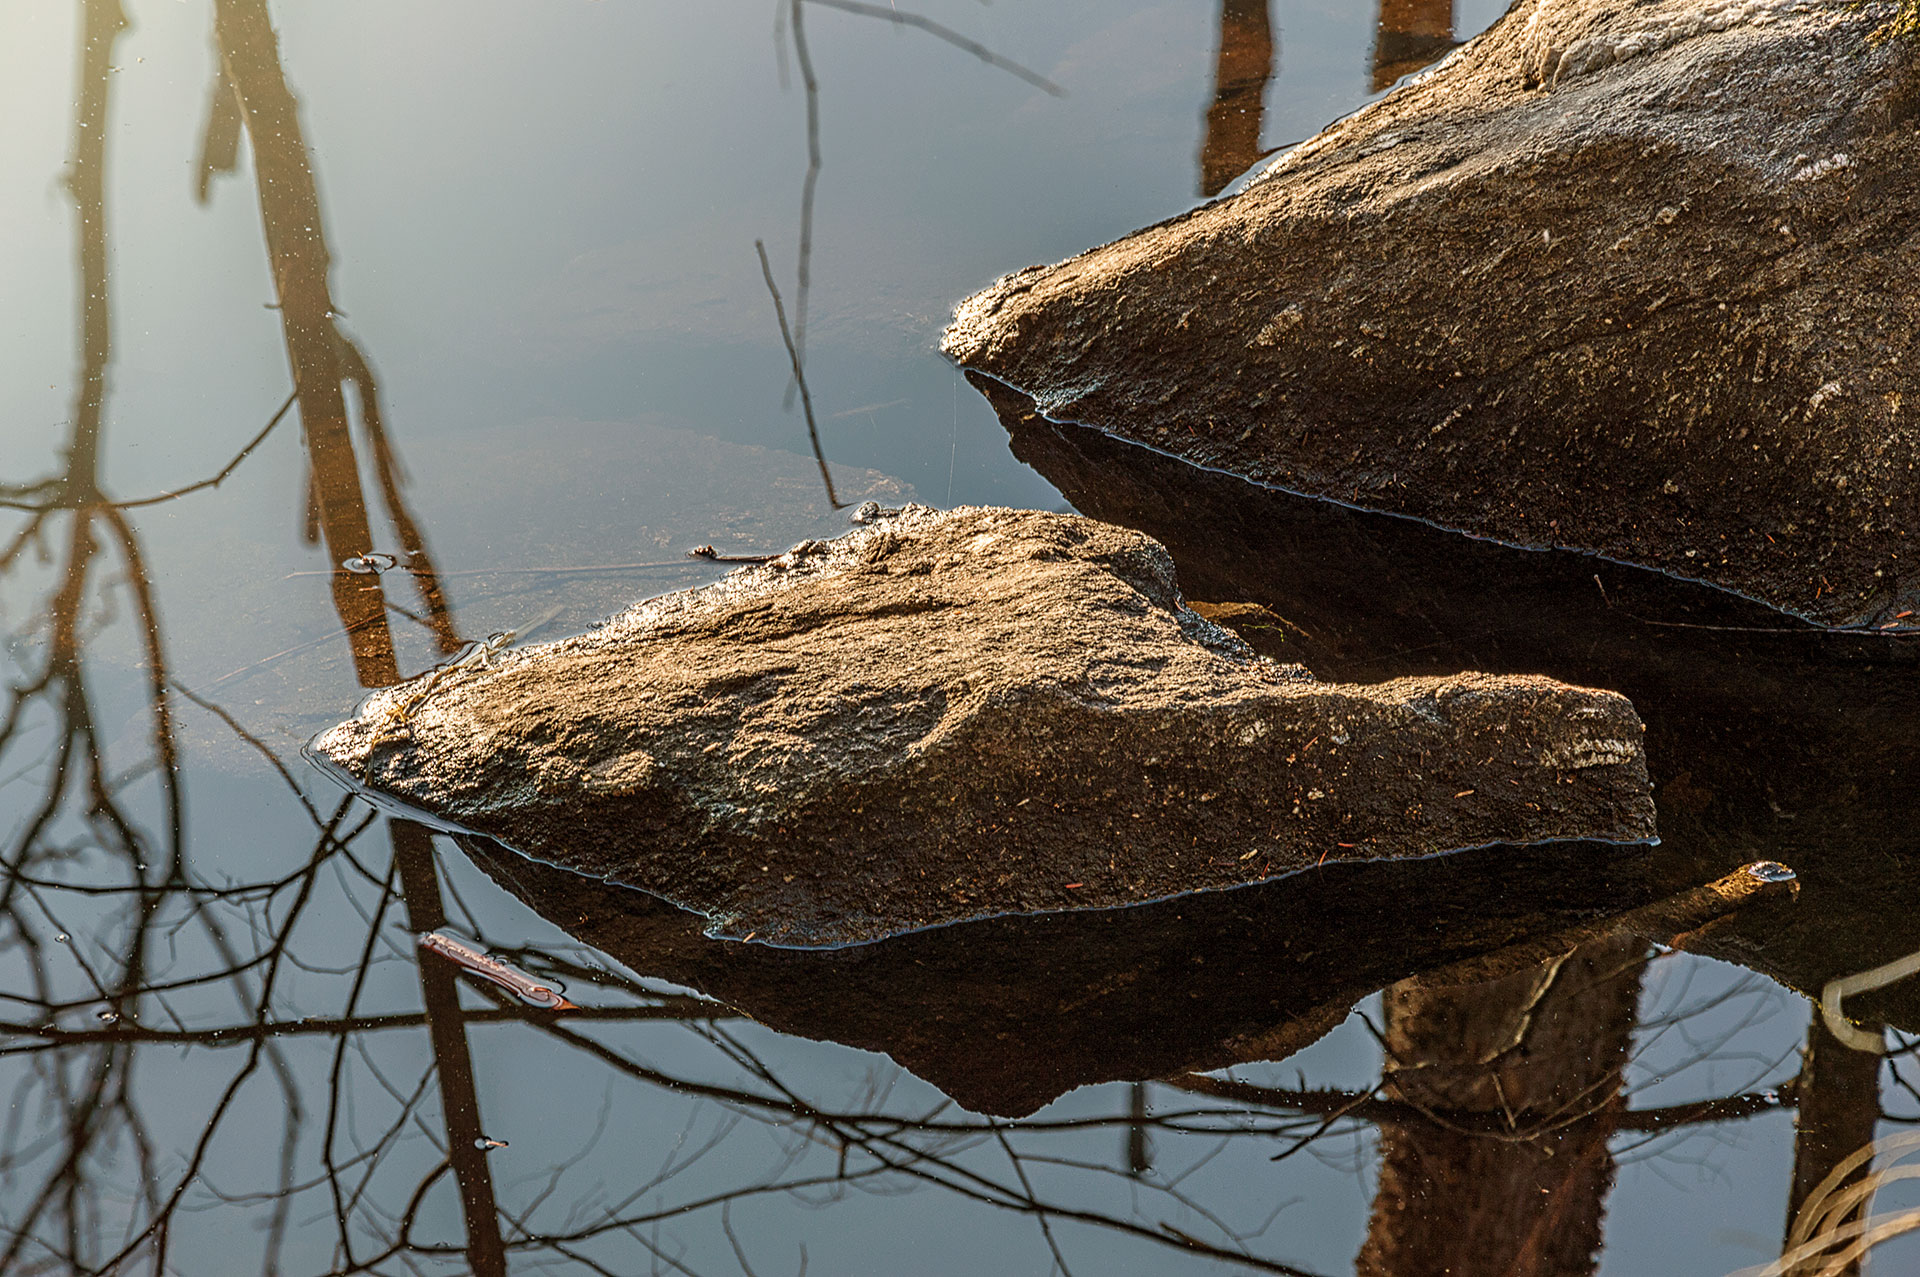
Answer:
972;374;1920;1031
455;835;1803;1275
456;833;1784;1119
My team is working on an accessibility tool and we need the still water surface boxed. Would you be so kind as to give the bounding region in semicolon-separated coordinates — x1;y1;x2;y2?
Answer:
3;1;1918;1273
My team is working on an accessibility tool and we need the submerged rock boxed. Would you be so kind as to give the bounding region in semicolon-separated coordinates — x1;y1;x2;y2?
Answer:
943;0;1920;629
311;506;1654;946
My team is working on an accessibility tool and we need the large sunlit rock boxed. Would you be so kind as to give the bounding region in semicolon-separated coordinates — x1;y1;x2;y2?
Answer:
944;0;1920;629
311;506;1655;946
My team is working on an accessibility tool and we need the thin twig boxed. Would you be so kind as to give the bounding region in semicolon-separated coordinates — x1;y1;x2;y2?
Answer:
756;239;843;509
789;0;820;402
113;391;297;509
804;0;1066;95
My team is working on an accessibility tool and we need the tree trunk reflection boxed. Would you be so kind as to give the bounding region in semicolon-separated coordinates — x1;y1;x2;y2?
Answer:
1371;0;1456;91
395;824;511;1277
210;0;459;680
1199;0;1276;197
1358;934;1643;1276
1783;1009;1882;1275
208;4;503;1268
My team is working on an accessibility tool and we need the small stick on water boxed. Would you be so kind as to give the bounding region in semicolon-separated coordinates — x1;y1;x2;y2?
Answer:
1593;570;1914;636
280;557;706;581
687;545;779;564
756;239;843;510
418;931;577;1011
1415;860;1799;989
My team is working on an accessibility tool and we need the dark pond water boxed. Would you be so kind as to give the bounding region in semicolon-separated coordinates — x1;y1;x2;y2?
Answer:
4;1;1920;1273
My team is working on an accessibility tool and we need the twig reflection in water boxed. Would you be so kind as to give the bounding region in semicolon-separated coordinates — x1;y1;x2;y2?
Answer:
761;1;1063;507
756;236;843;509
418;930;579;1011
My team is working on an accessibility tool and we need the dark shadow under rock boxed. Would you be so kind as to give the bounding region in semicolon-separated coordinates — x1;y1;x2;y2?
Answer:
456;835;1787;1117
976;380;1920;1029
312;506;1654;946
943;0;1920;629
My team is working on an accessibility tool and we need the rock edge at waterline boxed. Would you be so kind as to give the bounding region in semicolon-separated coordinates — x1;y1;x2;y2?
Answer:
310;506;1656;946
944;0;1920;629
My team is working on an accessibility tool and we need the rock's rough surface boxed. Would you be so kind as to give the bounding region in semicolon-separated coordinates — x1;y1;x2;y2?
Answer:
312;506;1654;945
943;0;1920;629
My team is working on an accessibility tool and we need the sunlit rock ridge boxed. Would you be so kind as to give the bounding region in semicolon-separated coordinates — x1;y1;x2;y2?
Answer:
944;0;1920;629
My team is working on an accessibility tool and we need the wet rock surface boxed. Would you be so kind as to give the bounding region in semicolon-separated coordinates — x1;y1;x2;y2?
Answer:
312;506;1654;946
943;0;1920;629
